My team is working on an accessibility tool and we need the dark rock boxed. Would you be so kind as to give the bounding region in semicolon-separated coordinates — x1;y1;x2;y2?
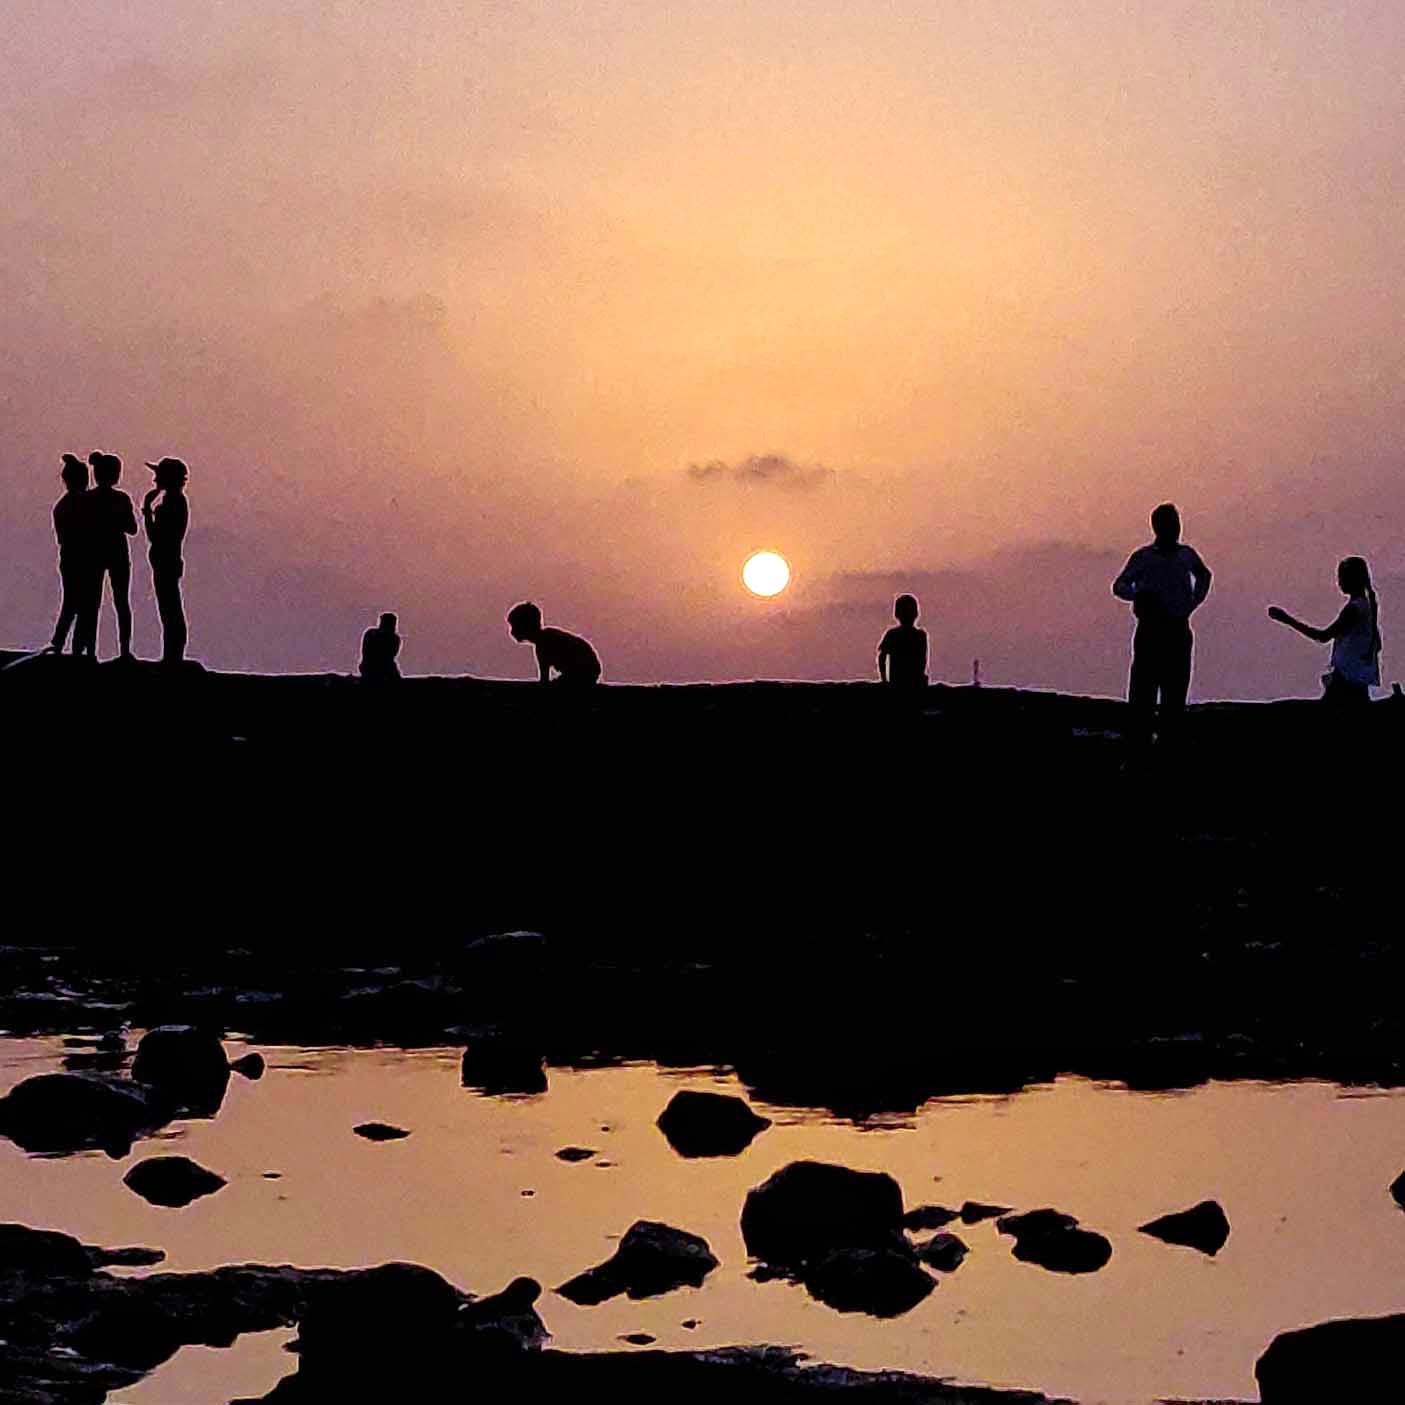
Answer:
741;1161;906;1268
124;1156;227;1208
1391;1169;1405;1208
296;1262;464;1355
620;1332;657;1345
681;1318;700;1329
96;1245;167;1267
903;1204;959;1232
656;1090;771;1157
231;1052;266;1080
916;1232;968;1272
0;1221;99;1276
802;1247;936;1318
0;1071;160;1155
462;1041;548;1097
1137;1200;1230;1256
556;1145;596;1162
458;930;550;982
558;1221;718;1305
354;1122;410;1141
460;1276;547;1355
998;1209;1111;1274
1257;1313;1405;1402
97;1031;127;1054
131;1025;230;1113
959;1200;1011;1224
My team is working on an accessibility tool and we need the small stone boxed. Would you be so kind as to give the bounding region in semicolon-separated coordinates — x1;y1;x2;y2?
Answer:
123;1156;227;1208
230;1053;266;1080
555;1146;596;1162
354;1123;410;1141
619;1333;656;1346
959;1201;1011;1224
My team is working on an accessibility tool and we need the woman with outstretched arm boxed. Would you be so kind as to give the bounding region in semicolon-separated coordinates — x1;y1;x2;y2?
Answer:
1268;556;1381;704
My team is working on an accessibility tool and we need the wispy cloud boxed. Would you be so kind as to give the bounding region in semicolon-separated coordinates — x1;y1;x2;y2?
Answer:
686;454;834;492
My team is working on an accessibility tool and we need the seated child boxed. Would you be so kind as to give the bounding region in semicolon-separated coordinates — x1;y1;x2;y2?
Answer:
359;612;402;681
507;601;602;685
877;593;928;688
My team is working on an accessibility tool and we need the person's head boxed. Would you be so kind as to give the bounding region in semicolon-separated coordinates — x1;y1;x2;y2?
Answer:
894;593;919;626
507;601;543;642
379;612;398;634
60;454;88;492
1150;503;1180;545
146;456;189;492
89;451;121;487
1339;556;1372;596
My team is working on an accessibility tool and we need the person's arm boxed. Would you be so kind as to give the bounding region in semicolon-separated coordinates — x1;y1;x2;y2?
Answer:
1112;553;1141;602
1187;549;1212;612
536;647;551;683
1267;603;1353;644
877;642;888;683
142;488;160;539
918;631;929;677
121;495;138;536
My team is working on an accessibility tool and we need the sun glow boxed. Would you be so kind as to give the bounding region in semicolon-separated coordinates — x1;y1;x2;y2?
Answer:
742;550;790;598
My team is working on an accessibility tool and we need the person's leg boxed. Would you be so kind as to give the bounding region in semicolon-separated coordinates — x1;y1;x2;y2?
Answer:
1127;626;1157;747
74;568;100;657
111;555;133;657
52;567;78;650
154;565;187;664
1157;624;1193;741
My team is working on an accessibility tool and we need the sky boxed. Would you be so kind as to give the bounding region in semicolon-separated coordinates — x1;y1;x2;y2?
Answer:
3;0;1404;696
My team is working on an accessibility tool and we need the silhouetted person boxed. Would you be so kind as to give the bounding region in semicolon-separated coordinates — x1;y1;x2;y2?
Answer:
88;451;138;661
360;612;403;681
877;593;928;689
1112;503;1212;744
49;454;97;657
143;457;190;666
1268;556;1381;705
507;601;601;685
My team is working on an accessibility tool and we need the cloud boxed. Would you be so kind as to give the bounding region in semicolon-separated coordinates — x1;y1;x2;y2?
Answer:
686;454;834;492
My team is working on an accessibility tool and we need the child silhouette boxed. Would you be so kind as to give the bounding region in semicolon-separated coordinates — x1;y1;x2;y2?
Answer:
49;454;96;657
877;594;928;688
88;452;138;660
507;602;601;686
359;612;403;682
1268;556;1381;705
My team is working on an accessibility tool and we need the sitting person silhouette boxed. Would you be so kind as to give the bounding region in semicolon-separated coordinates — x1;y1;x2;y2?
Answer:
507;601;602;685
88;451;138;661
1268;556;1381;705
49;454;97;657
359;612;403;681
877;593;928;688
142;457;190;666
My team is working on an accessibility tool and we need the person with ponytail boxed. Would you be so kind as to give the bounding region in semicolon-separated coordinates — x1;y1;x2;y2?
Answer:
1268;556;1381;704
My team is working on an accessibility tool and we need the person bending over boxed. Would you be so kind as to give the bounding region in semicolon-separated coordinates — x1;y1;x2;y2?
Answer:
506;601;601;685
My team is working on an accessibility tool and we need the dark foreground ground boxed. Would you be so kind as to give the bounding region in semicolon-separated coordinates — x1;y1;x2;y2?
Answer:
3;651;1404;1402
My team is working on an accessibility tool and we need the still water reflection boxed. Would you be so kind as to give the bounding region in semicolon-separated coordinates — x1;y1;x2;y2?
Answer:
5;1038;1405;1405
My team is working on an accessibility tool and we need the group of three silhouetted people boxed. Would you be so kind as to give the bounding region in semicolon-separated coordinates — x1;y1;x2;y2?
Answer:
49;452;190;666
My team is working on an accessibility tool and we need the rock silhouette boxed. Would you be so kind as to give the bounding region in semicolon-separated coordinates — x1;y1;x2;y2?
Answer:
1256;1312;1405;1402
0;1072;161;1156
656;1090;771;1157
801;1247;935;1318
915;1232;969;1272
997;1209;1112;1275
131;1025;230;1115
354;1123;410;1141
902;1205;959;1231
123;1156;227;1207
741;1161;906;1269
557;1221;718;1305
1391;1169;1405;1208
1137;1200;1230;1255
959;1201;1011;1224
555;1145;596;1162
230;1052;266;1080
461;1041;548;1098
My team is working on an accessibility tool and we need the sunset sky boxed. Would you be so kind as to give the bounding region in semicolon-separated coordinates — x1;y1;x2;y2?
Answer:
4;0;1403;696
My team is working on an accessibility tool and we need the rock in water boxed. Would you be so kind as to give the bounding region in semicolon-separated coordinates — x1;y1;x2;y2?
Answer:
997;1208;1112;1274
123;1156;227;1207
741;1161;905;1269
656;1090;772;1157
461;1041;548;1097
1391;1169;1405;1208
354;1123;410;1141
903;1204;959;1232
802;1247;936;1317
1138;1200;1230;1255
131;1026;230;1113
1257;1313;1405;1402
230;1052;266;1080
558;1221;719;1305
555;1146;596;1162
0;1072;159;1155
916;1232;969;1272
959;1200;1011;1224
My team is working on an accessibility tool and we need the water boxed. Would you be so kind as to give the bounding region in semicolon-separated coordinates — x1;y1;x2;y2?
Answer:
6;1036;1405;1404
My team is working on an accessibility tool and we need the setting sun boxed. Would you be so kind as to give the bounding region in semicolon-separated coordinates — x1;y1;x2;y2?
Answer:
742;551;790;598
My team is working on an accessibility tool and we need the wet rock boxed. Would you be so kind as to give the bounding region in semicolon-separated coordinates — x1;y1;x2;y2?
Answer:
97;1030;127;1054
1391;1169;1405;1208
296;1262;464;1354
959;1200;1011;1224
0;1222;101;1276
620;1332;656;1345
1138;1199;1230;1255
802;1247;935;1318
460;1276;546;1354
1257;1312;1405;1402
457;931;551;987
558;1221;718;1305
354;1122;410;1141
681;1318;700;1329
131;1025;230;1113
998;1209;1112;1274
230;1052;266;1080
124;1156;227;1208
0;1071;160;1155
916;1232;969;1272
903;1204;959;1232
656;1090;772;1157
461;1040;548;1097
741;1161;905;1269
96;1245;167;1267
556;1146;596;1162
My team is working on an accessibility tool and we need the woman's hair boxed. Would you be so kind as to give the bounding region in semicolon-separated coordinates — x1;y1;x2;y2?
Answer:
1340;556;1382;659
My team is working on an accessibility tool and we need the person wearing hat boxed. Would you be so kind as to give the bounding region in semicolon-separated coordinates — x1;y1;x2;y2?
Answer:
49;453;98;657
143;457;190;665
88;451;138;661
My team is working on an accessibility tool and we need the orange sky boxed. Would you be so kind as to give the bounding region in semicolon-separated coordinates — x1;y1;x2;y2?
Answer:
4;1;1404;694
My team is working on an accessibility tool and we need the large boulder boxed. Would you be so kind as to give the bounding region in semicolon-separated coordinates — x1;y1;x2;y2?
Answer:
461;1040;548;1097
131;1026;230;1113
1137;1200;1230;1256
295;1262;464;1354
1257;1313;1405;1402
997;1209;1112;1274
741;1162;905;1268
656;1090;771;1158
558;1221;718;1305
124;1156;227;1208
0;1222;98;1277
0;1072;159;1155
801;1247;935;1318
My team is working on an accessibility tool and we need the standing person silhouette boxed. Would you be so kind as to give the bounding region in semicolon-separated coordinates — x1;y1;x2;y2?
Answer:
359;612;403;681
877;594;928;689
49;454;97;657
1268;557;1381;705
1112;504;1212;745
142;458;190;666
88;452;138;661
